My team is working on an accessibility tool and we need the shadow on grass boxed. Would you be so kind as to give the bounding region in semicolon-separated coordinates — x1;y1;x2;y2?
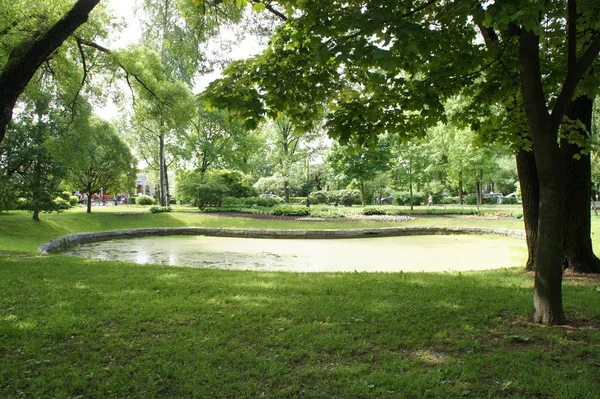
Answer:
1;255;599;398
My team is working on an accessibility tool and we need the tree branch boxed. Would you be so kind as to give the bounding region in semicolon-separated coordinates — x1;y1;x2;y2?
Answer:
251;0;287;21
552;30;600;127
76;38;159;99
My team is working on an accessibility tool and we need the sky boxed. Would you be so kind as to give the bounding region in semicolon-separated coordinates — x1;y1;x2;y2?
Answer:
97;0;265;119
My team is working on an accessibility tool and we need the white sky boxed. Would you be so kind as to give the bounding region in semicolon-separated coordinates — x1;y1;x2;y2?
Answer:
97;0;265;119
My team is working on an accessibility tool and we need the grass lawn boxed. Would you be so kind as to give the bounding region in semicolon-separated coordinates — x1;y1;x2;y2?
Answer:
1;206;599;398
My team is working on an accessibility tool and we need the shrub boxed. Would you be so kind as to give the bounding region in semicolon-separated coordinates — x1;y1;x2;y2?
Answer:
440;196;459;205
68;196;79;207
149;206;172;213
53;197;71;210
308;190;361;206
290;197;306;204
271;205;311;216
58;191;71;201
465;195;500;205
465;195;478;205
176;169;255;208
502;197;518;205
222;196;280;208
308;191;328;205
394;191;425;206
128;196;137;205
362;206;387;215
136;195;156;206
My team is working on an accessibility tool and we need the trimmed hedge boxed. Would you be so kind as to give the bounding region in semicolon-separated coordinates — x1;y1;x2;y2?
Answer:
362;207;387;215
271;205;311;216
221;196;281;208
149;206;172;213
136;195;156;206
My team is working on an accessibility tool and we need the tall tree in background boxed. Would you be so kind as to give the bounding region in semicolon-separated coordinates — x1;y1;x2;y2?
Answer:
0;92;67;220
328;138;393;206
51;116;137;213
120;46;194;206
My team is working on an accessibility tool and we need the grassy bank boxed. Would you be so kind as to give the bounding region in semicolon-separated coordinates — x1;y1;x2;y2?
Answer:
0;206;526;253
1;206;599;398
1;256;599;398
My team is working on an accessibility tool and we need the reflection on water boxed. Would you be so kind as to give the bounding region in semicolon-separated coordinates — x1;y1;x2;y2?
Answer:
63;235;527;272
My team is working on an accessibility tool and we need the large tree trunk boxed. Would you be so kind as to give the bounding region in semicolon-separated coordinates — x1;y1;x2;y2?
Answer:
0;0;100;144
519;30;566;325
515;150;539;271
561;95;600;273
86;183;92;214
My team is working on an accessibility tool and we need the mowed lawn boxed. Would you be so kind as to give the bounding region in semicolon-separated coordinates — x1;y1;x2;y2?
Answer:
1;207;599;398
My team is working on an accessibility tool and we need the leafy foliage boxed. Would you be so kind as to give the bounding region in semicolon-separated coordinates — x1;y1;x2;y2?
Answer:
136;195;156;206
270;205;310;216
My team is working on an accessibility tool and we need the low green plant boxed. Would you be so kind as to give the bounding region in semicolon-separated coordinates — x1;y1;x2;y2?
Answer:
68;196;79;207
221;196;280;208
149;206;172;213
136;195;156;206
393;191;426;206
309;189;361;206
128;196;137;205
362;206;387;215
271;205;311;216
53;197;71;210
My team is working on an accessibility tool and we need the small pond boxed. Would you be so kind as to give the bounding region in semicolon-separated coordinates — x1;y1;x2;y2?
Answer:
63;235;526;272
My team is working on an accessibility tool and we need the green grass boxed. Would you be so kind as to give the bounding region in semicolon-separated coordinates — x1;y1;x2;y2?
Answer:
0;206;599;398
0;205;526;253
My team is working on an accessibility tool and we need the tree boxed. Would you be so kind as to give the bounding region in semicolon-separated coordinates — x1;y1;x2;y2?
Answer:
181;104;246;174
327;138;393;206
0;0;101;144
52;117;137;213
204;1;600;324
120;46;195;206
0;93;66;220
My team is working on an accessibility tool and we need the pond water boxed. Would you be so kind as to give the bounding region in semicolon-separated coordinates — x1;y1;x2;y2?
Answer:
63;235;526;272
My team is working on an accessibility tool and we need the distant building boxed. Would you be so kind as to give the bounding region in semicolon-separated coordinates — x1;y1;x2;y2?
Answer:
136;174;155;196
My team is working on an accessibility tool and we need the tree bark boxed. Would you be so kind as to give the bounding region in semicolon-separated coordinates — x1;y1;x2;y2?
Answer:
0;0;101;144
86;183;92;214
159;132;167;206
561;95;600;273
458;172;463;205
519;30;566;325
515;150;539;271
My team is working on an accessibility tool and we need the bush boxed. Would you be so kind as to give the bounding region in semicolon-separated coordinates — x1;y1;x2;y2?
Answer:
53;197;71;210
501;196;518;205
149;206;172;213
440;196;459;205
69;196;79;207
465;195;500;205
221;196;280;208
290;197;306;204
136;195;155;206
308;190;361;206
271;205;311;216
362;206;387;215
394;191;426;206
58;191;71;201
465;195;478;205
128;196;137;205
176;169;255;208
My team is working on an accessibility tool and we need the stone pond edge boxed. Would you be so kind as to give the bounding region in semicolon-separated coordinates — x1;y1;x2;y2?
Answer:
38;226;526;254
